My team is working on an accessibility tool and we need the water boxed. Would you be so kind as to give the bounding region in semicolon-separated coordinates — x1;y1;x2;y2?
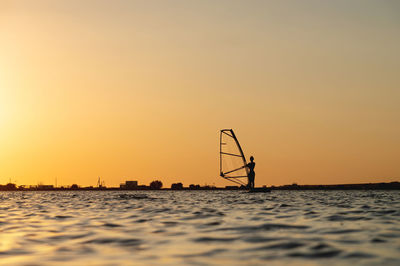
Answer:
1;190;399;265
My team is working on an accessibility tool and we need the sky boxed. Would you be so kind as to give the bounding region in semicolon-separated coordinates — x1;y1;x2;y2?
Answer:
0;0;399;187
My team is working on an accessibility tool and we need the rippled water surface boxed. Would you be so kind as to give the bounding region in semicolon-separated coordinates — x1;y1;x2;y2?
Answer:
1;191;400;265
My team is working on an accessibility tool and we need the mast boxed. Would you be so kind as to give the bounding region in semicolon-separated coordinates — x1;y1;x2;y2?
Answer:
219;130;222;176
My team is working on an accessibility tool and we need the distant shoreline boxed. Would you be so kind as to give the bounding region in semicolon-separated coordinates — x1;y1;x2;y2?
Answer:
1;181;399;191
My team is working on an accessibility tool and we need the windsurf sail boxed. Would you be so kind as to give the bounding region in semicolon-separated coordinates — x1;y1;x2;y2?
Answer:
219;129;248;186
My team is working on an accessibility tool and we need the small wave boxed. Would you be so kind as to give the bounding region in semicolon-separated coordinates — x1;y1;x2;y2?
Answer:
371;238;386;243
304;211;317;215
118;194;150;200
326;215;368;221
134;218;151;223
336;239;361;244
103;222;122;227
205;221;221;226
374;210;397;215
243;236;280;243
289;249;341;258
344;252;376;258
256;242;305;250
182;213;222;220
152;229;166;233
216;223;309;234
378;233;400;238
48;233;92;241
193;236;239;243
83;237;142;247
162;221;178;227
259;223;309;230
179;248;227;258
54;215;73;219
310;243;332;250
0;249;32;256
276;215;294;218
323;229;362;234
262;207;275;210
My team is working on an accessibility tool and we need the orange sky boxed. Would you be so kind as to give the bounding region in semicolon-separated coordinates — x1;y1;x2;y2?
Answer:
0;1;399;187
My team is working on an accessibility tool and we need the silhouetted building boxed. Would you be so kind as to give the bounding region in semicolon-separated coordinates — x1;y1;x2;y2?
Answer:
0;183;17;190
38;185;54;190
120;181;138;189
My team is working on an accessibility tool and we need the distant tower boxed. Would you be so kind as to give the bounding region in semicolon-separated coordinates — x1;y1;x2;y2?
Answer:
97;176;105;188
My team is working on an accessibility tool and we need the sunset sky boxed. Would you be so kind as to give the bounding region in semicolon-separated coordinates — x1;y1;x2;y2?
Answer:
1;0;399;187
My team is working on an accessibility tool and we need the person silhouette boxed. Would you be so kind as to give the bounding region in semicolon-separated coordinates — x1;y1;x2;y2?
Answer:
246;156;255;189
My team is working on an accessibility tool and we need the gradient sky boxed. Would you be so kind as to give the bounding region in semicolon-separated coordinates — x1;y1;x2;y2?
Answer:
1;0;399;187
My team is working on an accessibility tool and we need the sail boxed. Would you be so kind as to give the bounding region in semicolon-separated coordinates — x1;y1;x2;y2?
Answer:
219;129;248;185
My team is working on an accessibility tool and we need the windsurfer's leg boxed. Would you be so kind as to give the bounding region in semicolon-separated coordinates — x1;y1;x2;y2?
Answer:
248;173;255;188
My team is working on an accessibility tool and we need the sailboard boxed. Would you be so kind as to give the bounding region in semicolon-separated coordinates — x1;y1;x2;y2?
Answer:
219;129;249;186
248;187;271;193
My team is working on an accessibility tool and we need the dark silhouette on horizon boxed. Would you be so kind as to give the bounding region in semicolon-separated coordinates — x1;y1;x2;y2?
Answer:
171;183;183;190
150;180;163;190
1;180;400;191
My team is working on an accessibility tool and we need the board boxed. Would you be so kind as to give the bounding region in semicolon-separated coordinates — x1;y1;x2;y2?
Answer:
248;187;271;193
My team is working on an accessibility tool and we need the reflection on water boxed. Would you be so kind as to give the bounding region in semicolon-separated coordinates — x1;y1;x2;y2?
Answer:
0;191;399;265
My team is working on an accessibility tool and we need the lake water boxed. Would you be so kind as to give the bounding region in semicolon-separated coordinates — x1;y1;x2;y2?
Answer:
1;190;399;265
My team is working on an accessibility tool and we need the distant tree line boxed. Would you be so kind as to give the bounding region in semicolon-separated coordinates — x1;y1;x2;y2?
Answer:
171;183;183;190
149;180;163;189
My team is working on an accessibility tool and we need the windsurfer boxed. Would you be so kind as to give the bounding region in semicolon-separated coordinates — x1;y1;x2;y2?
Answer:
246;156;255;189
